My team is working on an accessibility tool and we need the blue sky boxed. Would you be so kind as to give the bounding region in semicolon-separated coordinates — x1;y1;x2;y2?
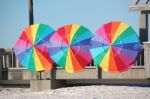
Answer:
0;0;140;48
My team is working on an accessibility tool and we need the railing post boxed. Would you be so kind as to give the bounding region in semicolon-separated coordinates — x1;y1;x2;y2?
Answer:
0;49;5;80
139;11;148;42
16;58;19;68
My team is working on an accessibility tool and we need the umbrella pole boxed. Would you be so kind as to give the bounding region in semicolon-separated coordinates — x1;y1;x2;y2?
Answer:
28;0;34;25
39;71;42;80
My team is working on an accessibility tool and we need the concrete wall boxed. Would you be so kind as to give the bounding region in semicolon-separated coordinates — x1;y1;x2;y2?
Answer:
102;67;146;79
5;67;99;80
51;67;101;79
8;68;37;80
6;67;146;80
144;42;150;78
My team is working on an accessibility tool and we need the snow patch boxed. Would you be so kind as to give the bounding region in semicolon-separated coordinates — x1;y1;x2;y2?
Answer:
0;85;150;99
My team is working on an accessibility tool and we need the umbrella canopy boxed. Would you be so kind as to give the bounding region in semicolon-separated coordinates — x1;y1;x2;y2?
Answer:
90;21;142;73
13;24;55;72
49;24;93;73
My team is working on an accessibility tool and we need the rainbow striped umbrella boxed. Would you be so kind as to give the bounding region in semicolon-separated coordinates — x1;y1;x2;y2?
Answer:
13;24;55;72
49;24;93;73
90;21;142;73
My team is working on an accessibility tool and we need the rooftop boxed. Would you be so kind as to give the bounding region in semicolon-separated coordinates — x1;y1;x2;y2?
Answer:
129;0;150;11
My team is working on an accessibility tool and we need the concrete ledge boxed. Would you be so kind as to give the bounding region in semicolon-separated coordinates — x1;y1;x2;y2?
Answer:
8;68;37;80
52;67;101;79
6;67;146;80
102;68;146;79
30;80;66;91
0;80;30;85
66;79;150;86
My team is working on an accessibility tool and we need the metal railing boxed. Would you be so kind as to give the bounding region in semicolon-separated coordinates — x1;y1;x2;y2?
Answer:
1;51;21;69
0;49;144;69
135;49;144;66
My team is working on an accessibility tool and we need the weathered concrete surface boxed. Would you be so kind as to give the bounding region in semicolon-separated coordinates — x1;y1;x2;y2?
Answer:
144;42;150;78
102;68;146;79
52;67;101;79
30;80;66;91
8;68;37;80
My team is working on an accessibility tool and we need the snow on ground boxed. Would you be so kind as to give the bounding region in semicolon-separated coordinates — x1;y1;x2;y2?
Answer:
0;85;150;99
